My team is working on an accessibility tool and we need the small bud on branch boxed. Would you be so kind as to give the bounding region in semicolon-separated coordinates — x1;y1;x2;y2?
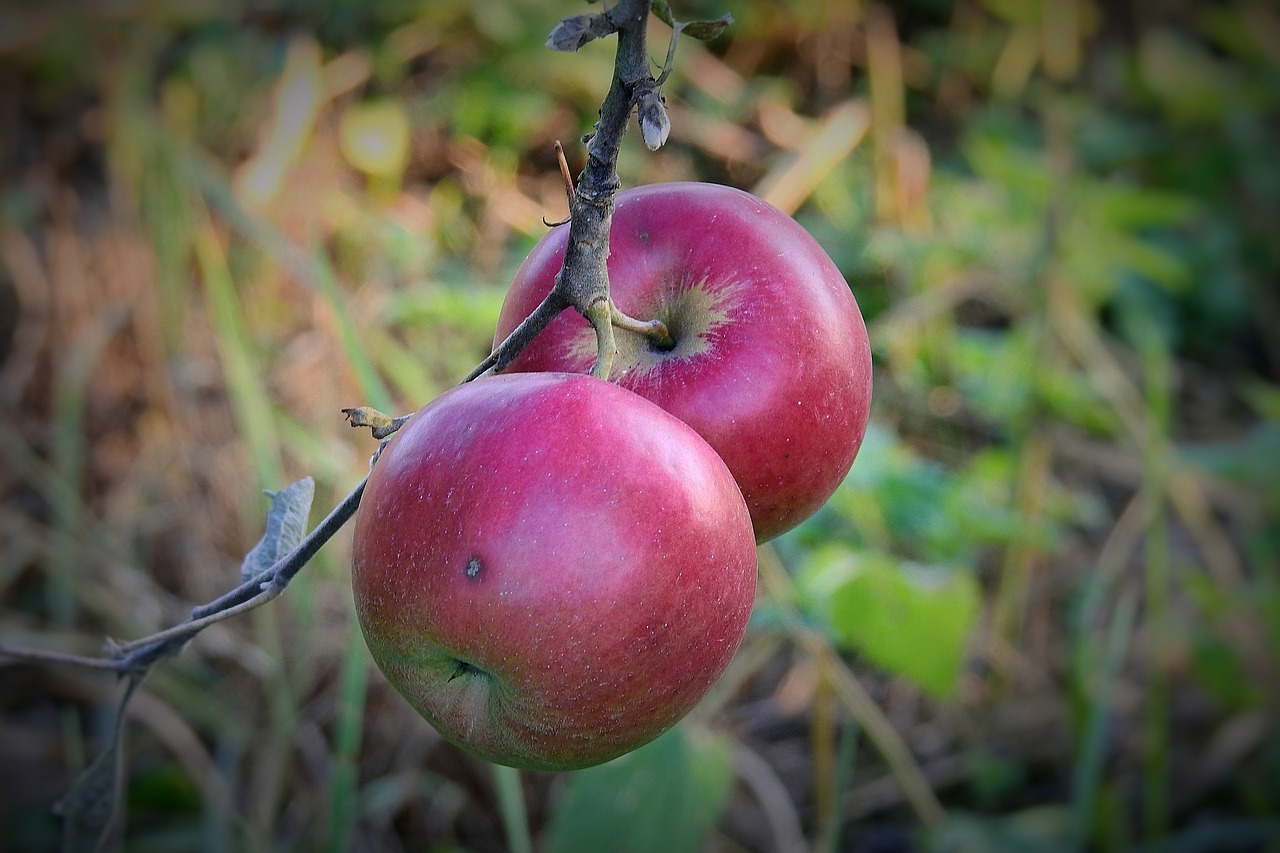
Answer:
637;88;671;150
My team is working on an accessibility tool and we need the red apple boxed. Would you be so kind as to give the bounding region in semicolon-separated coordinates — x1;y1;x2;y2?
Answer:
493;182;873;542
351;372;757;771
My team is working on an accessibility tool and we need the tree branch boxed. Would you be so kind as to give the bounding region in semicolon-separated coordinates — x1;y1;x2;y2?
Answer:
0;643;129;672
1;476;368;675
483;0;667;381
117;475;366;672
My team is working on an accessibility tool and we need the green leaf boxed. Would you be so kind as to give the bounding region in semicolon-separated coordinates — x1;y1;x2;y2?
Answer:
1180;423;1280;498
1189;634;1265;709
1138;28;1246;124
927;806;1072;853
680;14;733;41
1243;380;1280;423
546;726;733;853
802;549;980;697
55;676;144;853
650;4;732;42
240;477;315;583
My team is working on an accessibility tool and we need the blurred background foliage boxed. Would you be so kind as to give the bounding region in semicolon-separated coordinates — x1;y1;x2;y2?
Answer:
1;0;1278;850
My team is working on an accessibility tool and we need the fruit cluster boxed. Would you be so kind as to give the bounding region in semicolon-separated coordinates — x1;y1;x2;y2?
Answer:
352;183;872;770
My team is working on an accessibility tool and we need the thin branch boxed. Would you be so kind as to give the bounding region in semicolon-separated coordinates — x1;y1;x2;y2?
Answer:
555;141;576;207
3;0;676;679
467;291;570;381
541;142;577;228
110;476;367;671
0;476;370;676
471;0;701;379
109;586;282;657
0;643;127;672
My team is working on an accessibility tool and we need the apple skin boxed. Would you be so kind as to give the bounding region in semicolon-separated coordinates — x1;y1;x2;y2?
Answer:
351;372;757;771
493;182;873;543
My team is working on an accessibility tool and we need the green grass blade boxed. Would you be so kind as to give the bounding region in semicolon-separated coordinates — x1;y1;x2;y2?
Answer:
1069;589;1138;850
194;221;285;489
49;310;128;626
325;608;369;853
1142;333;1174;840
311;249;394;412
493;764;533;853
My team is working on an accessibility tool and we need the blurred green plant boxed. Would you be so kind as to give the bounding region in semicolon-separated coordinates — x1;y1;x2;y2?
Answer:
545;726;735;853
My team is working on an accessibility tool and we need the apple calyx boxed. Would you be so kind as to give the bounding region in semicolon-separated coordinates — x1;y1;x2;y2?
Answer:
448;660;484;682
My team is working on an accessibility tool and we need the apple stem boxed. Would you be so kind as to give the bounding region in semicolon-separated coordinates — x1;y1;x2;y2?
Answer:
610;301;675;350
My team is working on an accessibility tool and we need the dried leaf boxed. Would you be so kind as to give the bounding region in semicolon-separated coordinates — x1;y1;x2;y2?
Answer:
546;14;614;52
344;406;411;439
342;406;395;432
240;477;315;583
55;676;144;853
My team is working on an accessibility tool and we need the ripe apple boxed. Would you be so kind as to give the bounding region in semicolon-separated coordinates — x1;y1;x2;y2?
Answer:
493;182;873;542
351;372;757;771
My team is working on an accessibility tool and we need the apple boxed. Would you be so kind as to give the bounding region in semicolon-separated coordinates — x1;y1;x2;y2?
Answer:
350;372;757;771
493;182;873;542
